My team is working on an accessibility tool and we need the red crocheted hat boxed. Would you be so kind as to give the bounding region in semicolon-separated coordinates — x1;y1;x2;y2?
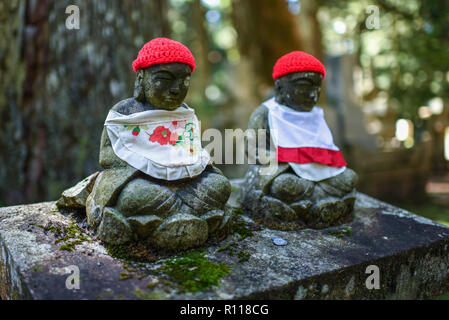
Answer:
272;51;325;80
132;38;196;73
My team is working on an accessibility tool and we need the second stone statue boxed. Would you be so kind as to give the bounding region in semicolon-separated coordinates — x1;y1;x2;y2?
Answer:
241;51;358;230
84;38;232;250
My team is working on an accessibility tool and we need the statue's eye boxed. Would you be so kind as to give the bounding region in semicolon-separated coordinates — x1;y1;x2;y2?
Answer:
292;79;312;87
155;76;172;81
154;71;174;81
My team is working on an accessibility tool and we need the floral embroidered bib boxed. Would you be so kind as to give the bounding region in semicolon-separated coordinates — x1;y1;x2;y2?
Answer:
104;105;210;181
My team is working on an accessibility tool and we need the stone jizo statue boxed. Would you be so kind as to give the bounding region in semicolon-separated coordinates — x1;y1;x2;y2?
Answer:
241;51;357;230
59;38;232;251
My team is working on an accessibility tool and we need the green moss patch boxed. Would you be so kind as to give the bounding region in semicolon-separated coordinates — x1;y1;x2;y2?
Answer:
157;251;230;293
230;209;263;241
237;250;251;262
328;226;352;239
56;222;91;252
37;223;62;235
217;241;238;255
105;241;166;263
217;242;251;263
30;265;44;273
133;288;167;300
38;221;90;252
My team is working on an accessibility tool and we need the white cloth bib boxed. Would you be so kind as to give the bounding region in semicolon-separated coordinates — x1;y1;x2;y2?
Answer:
263;97;346;182
105;105;210;181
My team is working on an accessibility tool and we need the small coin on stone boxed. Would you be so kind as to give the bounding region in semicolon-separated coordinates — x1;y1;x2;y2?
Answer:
272;236;288;246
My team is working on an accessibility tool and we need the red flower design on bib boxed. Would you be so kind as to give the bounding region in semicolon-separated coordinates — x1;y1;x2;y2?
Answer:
149;126;176;145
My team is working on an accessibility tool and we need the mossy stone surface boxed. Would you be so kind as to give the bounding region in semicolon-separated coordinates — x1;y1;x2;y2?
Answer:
97;207;133;244
270;173;313;203
3;187;449;300
86;167;139;228
127;215;163;238
151;213;209;251
116;178;180;218
201;210;224;235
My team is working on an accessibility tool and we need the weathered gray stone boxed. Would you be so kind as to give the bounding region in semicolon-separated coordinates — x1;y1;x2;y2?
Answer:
201;210;224;235
270;173;313;203
56;172;99;209
1;190;449;300
116;178;180;218
290;200;313;214
317;168;358;198
90;167;140;209
97;207;133;244
310;197;348;223
86;167;139;228
216;206;234;235
85;192;102;229
176;171;231;215
258;196;301;230
99;127;129;169
127;215;163;238
84;165;232;250
151;213;209;251
242;162;357;229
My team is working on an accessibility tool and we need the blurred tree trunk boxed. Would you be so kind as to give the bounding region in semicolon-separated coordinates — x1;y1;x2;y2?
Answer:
0;0;169;205
0;0;49;204
231;0;304;98
297;0;327;106
224;0;305;159
298;0;324;63
191;0;210;98
0;0;28;205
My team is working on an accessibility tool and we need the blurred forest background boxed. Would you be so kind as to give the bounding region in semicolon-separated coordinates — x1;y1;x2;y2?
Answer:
1;0;449;225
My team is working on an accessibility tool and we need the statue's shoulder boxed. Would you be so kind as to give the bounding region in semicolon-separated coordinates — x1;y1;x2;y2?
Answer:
248;103;269;130
110;98;146;115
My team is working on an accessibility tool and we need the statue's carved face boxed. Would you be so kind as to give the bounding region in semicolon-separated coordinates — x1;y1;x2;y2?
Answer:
137;63;191;110
274;71;322;112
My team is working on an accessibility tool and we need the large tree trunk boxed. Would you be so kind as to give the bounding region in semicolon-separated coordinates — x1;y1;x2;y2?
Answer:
298;0;324;63
0;0;48;204
0;0;28;205
215;0;304;179
0;0;169;205
231;0;304;97
190;0;211;99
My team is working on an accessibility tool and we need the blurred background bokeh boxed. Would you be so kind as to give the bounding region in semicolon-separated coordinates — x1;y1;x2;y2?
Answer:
1;0;448;226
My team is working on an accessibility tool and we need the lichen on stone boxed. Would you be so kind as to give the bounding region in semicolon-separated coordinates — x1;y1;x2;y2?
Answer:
133;288;167;300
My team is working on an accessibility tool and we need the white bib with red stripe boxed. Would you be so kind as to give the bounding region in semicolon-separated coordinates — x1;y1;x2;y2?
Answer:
263;97;346;182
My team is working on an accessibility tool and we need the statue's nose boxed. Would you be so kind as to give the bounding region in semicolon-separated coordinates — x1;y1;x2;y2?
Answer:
309;90;317;99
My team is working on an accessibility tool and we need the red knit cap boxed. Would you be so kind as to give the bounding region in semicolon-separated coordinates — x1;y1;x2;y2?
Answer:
132;38;196;73
272;51;325;80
